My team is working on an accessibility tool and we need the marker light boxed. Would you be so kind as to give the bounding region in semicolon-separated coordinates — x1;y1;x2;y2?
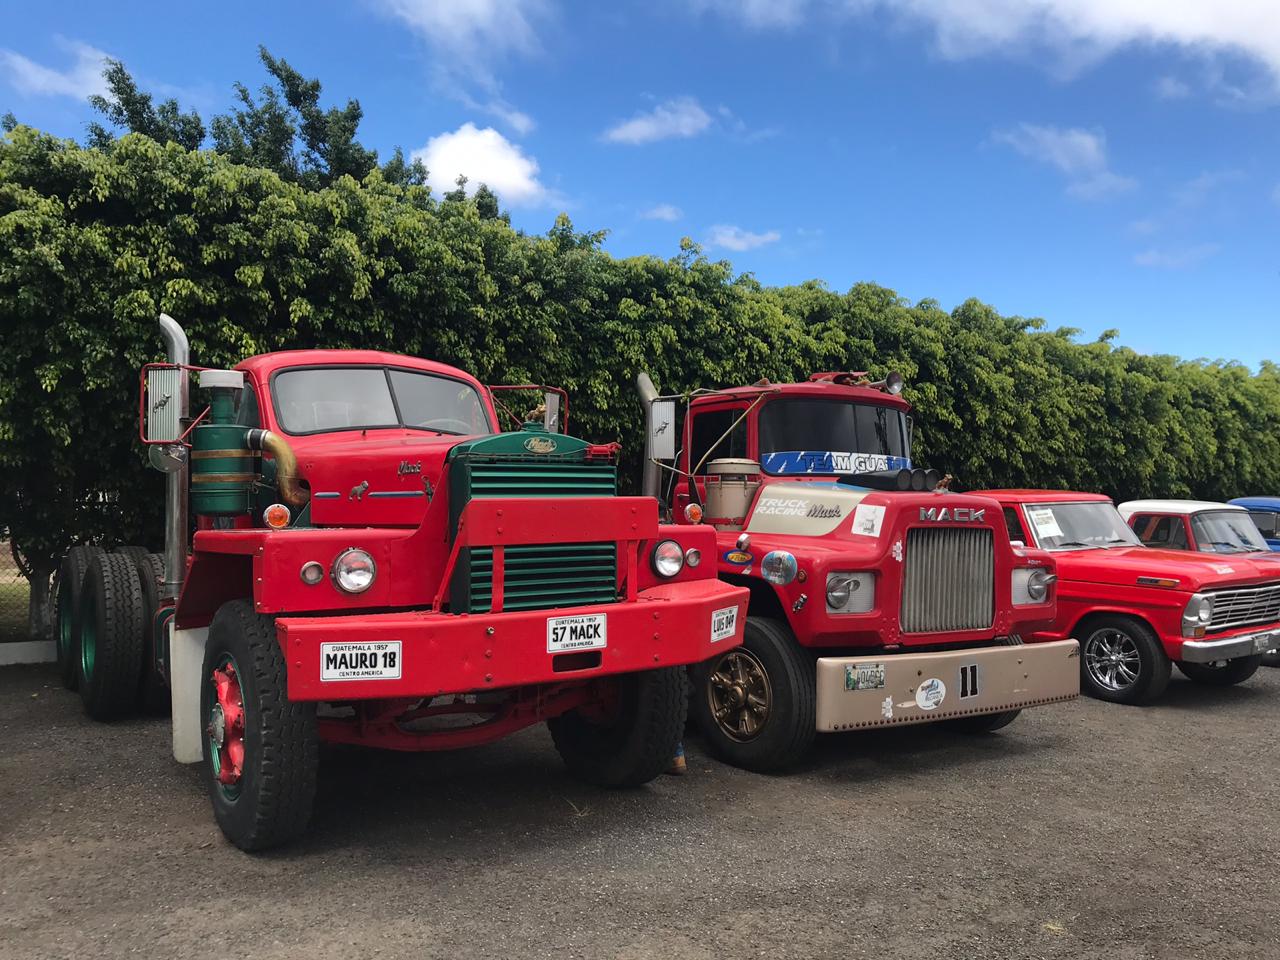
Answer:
263;503;291;529
332;548;377;594
299;561;325;586
684;503;704;524
684;547;702;568
652;540;685;577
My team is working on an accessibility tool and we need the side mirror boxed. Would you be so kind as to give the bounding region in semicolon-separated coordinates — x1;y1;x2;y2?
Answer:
647;399;677;461
543;391;562;433
1009;539;1025;548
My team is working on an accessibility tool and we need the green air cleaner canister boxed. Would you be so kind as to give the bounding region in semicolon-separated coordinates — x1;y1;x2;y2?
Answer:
190;369;255;517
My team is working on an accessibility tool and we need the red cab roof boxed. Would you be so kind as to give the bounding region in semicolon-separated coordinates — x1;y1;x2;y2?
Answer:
235;349;480;385
975;489;1114;504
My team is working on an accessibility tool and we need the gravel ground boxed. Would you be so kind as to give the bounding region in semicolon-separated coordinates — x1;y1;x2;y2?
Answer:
2;661;1278;960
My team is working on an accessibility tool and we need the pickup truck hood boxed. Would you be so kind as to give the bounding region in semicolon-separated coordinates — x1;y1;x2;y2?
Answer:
1054;545;1280;592
289;429;467;527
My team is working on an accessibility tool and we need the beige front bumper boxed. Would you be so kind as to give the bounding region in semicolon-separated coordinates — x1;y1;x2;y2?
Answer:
815;639;1080;732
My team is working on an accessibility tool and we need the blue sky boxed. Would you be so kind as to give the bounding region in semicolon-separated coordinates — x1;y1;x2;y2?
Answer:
3;0;1278;367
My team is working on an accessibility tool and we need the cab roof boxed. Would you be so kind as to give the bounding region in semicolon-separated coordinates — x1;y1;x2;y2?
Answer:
975;489;1113;504
1117;499;1243;518
235;349;479;385
1230;496;1280;511
690;379;910;411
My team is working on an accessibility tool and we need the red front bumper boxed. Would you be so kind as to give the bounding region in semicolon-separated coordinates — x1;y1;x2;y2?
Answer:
276;579;748;701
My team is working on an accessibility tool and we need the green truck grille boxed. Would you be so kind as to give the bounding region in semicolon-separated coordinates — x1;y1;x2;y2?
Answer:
448;441;619;614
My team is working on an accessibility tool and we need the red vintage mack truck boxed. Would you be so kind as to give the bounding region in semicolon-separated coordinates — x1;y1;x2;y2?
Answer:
636;370;1080;771
55;315;747;850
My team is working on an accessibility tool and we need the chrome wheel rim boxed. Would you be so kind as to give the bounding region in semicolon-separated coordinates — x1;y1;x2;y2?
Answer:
1084;628;1142;691
706;649;772;742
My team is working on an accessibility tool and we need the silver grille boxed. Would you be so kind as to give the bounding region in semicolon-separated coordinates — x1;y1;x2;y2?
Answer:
1206;581;1280;633
900;527;995;633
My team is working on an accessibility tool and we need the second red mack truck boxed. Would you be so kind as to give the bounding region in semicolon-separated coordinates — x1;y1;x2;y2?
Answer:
636;369;1080;771
55;315;748;850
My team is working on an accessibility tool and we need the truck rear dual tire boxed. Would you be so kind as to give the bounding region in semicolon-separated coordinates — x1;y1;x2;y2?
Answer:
202;600;318;852
689;616;816;772
549;666;687;787
55;545;104;690
1078;615;1171;705
1176;656;1263;686
77;554;146;721
114;548;169;714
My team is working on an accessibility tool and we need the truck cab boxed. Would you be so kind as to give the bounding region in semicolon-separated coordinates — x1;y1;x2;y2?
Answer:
1228;497;1280;552
55;317;749;851
637;371;1080;771
980;490;1280;703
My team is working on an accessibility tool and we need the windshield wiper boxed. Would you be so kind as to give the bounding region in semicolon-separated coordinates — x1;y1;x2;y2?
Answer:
1052;540;1100;549
1204;541;1249;553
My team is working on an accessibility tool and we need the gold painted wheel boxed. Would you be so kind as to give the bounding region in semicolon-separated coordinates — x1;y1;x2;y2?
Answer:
706;648;773;742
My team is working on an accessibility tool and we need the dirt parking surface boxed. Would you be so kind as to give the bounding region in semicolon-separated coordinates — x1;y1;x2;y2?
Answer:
2;662;1278;960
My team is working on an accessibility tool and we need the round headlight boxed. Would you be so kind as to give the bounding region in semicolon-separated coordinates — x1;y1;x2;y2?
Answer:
1196;596;1214;624
826;574;853;609
684;547;702;568
761;550;798;586
332;548;376;594
1026;568;1051;602
299;560;325;586
652;540;685;578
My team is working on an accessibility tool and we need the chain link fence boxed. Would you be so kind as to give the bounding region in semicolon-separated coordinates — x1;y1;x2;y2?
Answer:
0;535;34;643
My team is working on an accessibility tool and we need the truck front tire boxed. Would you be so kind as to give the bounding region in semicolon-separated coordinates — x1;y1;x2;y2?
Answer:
55;545;104;691
77;553;146;720
1176;655;1263;686
202;600;318;851
1079;615;1171;705
690;616;815;772
549;666;687;787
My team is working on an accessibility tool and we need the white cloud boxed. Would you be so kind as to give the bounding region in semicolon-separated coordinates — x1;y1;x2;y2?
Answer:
640;203;683;221
603;97;712;145
993;123;1135;199
1172;169;1244;207
1154;75;1191;99
373;0;549;61
1133;243;1220;269
0;38;108;99
413;123;546;206
697;1;1280;87
373;1;545;132
705;224;781;251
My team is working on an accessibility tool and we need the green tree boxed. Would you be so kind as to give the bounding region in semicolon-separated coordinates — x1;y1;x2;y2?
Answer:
87;58;206;150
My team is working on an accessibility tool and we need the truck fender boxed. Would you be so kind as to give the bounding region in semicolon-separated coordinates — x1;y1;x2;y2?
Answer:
171;623;208;764
1070;607;1159;643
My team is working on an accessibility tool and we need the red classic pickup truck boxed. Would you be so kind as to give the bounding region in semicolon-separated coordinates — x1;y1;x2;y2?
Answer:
976;490;1280;704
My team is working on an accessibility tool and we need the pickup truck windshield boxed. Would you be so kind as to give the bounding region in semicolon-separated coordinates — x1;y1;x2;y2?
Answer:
1023;502;1143;551
273;366;493;436
758;398;910;475
1192;511;1269;553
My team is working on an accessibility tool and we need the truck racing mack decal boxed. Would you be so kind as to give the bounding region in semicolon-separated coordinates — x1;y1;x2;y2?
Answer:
746;483;871;536
761;451;912;475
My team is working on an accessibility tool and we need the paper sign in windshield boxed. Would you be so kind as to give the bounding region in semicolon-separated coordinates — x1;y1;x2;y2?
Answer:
852;503;886;538
1027;507;1064;539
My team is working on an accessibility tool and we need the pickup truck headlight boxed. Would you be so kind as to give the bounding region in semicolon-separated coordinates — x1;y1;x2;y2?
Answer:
1012;567;1055;605
826;572;875;613
332;548;376;594
1182;593;1214;637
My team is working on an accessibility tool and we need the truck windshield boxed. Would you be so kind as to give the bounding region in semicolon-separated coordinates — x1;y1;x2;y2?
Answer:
757;398;910;475
1022;502;1143;551
272;366;493;436
1191;511;1269;553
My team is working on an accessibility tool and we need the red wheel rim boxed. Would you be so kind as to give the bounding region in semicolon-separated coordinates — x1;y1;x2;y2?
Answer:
208;656;246;797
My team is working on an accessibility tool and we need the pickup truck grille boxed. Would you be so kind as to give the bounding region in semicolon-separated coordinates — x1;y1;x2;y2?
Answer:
900;527;995;633
449;453;619;614
1205;581;1280;633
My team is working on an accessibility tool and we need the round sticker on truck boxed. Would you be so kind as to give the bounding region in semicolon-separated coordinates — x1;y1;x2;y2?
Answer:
915;677;946;710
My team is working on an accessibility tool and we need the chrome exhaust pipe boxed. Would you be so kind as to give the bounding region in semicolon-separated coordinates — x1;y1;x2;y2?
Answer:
636;372;660;500
158;313;189;602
